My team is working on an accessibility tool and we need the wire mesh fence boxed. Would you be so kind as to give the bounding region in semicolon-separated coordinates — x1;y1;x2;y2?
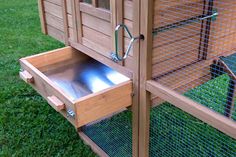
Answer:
82;110;132;157
152;0;236;120
150;103;236;157
151;0;236;156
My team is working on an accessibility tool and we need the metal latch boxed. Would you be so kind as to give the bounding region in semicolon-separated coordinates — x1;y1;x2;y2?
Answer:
111;24;143;62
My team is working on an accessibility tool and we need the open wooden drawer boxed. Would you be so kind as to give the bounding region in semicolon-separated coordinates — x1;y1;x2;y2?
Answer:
19;47;132;128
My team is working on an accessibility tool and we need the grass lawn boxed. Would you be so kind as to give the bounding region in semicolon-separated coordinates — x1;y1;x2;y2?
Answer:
0;0;96;156
0;0;235;157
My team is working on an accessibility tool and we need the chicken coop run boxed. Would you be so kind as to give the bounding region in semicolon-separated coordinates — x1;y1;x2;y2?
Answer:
19;0;236;156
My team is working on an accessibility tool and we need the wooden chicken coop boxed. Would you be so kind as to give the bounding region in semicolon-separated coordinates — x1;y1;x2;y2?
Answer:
19;0;236;156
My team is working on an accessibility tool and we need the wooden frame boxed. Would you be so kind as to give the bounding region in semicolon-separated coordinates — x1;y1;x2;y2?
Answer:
21;0;236;156
139;1;154;157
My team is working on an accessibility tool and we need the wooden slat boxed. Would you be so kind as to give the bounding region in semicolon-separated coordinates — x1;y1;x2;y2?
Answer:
82;26;112;51
67;14;73;27
74;0;82;43
44;1;63;18
38;0;47;34
45;13;64;31
62;0;69;45
92;0;98;7
45;0;62;6
82;37;110;57
124;0;133;21
146;80;236;139
66;0;72;14
80;3;111;22
116;0;124;66
81;13;111;36
47;25;65;43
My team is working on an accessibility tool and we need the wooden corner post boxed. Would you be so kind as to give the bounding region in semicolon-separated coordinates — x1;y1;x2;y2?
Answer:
132;0;140;157
38;0;47;34
139;0;154;157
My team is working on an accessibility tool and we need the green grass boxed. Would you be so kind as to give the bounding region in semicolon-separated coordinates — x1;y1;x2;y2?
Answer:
0;0;96;156
0;0;235;156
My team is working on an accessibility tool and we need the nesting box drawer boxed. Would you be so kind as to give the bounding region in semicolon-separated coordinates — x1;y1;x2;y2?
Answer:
19;47;132;128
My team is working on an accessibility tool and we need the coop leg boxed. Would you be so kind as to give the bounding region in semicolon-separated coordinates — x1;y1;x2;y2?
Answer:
225;79;236;118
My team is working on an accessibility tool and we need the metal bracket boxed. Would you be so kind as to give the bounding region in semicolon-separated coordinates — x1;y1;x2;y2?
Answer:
67;109;75;119
111;24;142;62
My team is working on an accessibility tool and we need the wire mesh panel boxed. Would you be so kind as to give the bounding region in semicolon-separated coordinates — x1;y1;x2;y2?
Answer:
82;110;132;157
149;103;236;157
152;0;236;119
150;0;236;156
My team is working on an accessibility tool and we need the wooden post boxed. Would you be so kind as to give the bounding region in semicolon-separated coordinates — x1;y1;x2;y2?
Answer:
72;0;79;43
139;0;154;157
92;0;98;7
38;0;47;34
62;0;69;45
132;0;140;156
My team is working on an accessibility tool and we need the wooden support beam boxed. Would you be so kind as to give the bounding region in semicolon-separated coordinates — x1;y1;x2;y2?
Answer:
92;0;98;7
75;0;82;43
38;0;47;34
132;0;140;156
139;0;154;157
71;0;79;42
146;80;236;139
62;0;69;45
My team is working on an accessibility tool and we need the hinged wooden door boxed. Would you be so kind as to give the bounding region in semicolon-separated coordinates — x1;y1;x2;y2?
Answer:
70;0;136;69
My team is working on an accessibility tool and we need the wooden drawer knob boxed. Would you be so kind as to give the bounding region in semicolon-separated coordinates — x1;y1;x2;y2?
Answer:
47;96;65;112
19;70;34;83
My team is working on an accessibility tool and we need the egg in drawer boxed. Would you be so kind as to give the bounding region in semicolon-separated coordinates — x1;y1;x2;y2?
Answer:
19;47;132;128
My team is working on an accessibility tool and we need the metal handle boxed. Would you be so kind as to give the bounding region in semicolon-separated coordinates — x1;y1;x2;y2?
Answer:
111;24;141;62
